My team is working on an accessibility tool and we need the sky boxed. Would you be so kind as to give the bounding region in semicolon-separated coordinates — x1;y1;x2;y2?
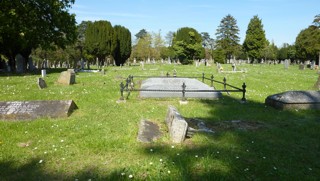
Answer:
70;0;319;47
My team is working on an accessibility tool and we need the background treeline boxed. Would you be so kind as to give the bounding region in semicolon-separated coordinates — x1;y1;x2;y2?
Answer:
0;0;319;72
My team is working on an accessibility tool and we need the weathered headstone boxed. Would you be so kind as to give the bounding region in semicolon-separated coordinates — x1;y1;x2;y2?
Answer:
37;78;47;89
137;120;162;143
165;106;188;143
0;100;78;120
265;91;320;110
15;54;25;73
299;64;305;70
57;69;76;85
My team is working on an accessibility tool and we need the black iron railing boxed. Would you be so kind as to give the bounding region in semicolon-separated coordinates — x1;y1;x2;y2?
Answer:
119;72;246;102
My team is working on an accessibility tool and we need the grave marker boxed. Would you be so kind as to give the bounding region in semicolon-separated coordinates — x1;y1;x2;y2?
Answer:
57;69;76;85
37;78;47;89
0;100;78;120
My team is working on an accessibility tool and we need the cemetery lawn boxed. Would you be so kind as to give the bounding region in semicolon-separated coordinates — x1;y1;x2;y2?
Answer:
0;64;319;180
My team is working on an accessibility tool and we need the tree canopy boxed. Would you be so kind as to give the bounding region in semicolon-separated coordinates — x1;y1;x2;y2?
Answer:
113;25;132;66
172;27;204;64
243;15;267;62
295;25;320;61
215;14;240;61
0;0;77;72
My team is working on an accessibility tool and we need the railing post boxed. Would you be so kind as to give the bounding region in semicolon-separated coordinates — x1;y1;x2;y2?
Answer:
120;82;124;100
242;83;247;102
223;77;227;90
211;75;214;87
130;75;134;90
181;82;186;101
166;72;170;77
202;73;205;82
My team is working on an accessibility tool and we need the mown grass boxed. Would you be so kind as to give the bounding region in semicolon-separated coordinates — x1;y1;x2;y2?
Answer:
0;63;319;180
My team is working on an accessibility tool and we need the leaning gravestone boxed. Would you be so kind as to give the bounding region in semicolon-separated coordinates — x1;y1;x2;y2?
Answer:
137;120;162;143
57;69;76;85
165;106;188;143
265;91;320;110
0;100;78;120
37;78;47;89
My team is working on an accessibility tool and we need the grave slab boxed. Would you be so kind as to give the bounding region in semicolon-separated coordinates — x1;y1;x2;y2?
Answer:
265;91;320;110
137;120;162;143
140;78;222;99
0;100;78;120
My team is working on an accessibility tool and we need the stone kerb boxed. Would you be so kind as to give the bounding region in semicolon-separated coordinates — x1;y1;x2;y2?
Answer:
165;106;188;143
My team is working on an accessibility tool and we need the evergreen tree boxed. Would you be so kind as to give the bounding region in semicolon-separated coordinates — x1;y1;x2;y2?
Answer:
215;14;240;62
243;15;267;62
295;26;320;61
113;25;132;66
172;27;203;64
85;20;115;65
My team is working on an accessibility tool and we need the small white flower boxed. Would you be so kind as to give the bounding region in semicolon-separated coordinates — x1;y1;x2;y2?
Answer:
246;149;249;152
236;156;239;159
54;148;57;151
88;179;91;181
62;158;65;160
128;174;133;178
75;179;78;181
149;162;153;165
34;147;38;150
25;131;28;134
39;160;43;164
263;156;266;159
309;168;312;171
177;153;180;156
195;155;198;158
160;159;163;162
44;151;47;154
251;141;254;144
171;145;175;149
60;140;64;143
168;170;171;174
216;151;220;154
244;168;249;171
150;149;153;152
273;166;277;170
121;172;125;176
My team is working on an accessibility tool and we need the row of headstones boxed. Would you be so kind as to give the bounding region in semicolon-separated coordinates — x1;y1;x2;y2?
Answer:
37;69;76;89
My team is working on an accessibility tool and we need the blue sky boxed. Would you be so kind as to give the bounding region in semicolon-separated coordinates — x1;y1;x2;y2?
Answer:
70;0;319;47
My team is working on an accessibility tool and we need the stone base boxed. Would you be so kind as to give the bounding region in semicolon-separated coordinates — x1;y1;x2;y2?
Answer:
265;91;320;110
137;120;162;143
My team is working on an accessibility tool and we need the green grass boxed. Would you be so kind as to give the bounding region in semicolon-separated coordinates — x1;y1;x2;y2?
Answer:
0;63;319;180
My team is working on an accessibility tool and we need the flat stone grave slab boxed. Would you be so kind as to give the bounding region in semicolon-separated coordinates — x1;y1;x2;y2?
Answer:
265;91;320;110
0;100;78;120
140;78;222;99
137;120;162;143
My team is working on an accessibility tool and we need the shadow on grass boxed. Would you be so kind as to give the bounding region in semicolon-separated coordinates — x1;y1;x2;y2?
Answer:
0;159;132;181
138;95;320;180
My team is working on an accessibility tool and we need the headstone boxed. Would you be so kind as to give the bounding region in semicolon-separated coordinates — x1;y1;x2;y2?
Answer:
265;91;320;110
284;59;289;69
165;106;188;143
0;100;78;120
299;64;305;70
37;78;47;89
137;120;162;143
15;54;25;73
41;69;46;77
28;56;35;71
57;69;76;85
80;59;85;69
